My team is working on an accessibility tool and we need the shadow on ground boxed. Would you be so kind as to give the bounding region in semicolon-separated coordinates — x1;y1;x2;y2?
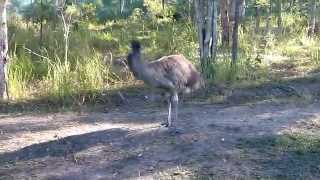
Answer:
236;134;320;179
2;72;320;115
0;128;128;163
1;100;320;179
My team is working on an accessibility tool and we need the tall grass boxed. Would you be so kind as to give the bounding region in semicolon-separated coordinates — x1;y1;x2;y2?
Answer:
5;8;318;106
7;53;34;100
7;50;114;104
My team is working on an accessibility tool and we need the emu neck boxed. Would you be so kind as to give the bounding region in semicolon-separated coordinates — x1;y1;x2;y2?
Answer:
129;51;149;80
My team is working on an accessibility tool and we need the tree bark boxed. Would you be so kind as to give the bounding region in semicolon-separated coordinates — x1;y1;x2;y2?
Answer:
0;0;8;100
61;10;70;63
232;0;242;63
266;0;272;34
203;0;214;59
40;0;44;47
220;0;230;47
255;1;260;33
120;0;125;15
211;0;218;60
195;0;218;72
308;0;316;37
194;0;204;61
277;0;282;30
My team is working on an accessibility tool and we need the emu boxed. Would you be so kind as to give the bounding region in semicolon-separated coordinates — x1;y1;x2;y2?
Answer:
127;41;203;132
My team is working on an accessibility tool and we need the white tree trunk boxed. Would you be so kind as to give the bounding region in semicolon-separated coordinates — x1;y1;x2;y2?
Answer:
203;0;214;59
0;0;8;100
266;0;272;34
120;0;125;15
61;10;70;63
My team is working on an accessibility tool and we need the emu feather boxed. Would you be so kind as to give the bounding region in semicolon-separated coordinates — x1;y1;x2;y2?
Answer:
127;41;203;131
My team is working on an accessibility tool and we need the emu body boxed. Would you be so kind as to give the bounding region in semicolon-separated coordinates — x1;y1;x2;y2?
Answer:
127;41;203;130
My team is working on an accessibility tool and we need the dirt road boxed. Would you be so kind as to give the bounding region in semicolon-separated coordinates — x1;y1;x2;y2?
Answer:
1;94;320;179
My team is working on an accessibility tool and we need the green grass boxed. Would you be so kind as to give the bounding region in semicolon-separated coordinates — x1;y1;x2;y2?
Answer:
4;8;320;110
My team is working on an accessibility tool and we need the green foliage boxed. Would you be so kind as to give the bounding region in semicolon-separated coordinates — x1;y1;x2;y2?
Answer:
21;0;57;24
5;0;320;106
79;3;97;21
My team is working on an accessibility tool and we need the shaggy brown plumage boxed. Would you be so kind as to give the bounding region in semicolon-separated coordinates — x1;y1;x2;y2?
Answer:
127;41;203;132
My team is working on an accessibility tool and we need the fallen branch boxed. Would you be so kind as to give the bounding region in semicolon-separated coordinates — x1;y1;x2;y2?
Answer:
23;47;51;61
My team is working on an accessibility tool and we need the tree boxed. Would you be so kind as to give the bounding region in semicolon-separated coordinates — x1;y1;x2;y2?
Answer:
194;0;218;76
277;0;282;30
220;0;230;47
21;0;57;45
220;0;245;47
254;0;260;33
0;0;8;99
59;2;79;62
232;0;243;63
266;0;272;34
120;0;125;15
308;0;316;36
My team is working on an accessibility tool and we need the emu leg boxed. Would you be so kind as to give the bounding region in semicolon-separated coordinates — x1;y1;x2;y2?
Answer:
172;92;179;125
161;97;171;127
167;98;172;127
168;92;180;134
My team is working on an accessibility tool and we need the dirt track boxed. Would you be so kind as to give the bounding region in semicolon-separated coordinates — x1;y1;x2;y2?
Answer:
1;93;320;179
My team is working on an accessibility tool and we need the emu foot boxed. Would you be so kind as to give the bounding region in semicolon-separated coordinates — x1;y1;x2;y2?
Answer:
160;122;169;127
159;123;182;135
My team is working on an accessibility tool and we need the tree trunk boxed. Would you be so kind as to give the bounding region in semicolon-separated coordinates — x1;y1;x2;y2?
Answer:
308;0;316;37
120;0;125;15
266;0;272;34
211;0;218;60
277;0;282;30
255;1;260;33
0;0;8;100
195;0;218;76
232;0;241;63
61;11;70;63
220;0;230;47
194;0;204;61
188;0;192;20
39;0;46;47
203;0;214;59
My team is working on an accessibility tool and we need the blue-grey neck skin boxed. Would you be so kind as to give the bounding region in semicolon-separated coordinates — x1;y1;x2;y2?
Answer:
127;48;148;81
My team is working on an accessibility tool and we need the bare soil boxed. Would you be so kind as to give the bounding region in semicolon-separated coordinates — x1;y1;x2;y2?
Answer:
1;75;320;179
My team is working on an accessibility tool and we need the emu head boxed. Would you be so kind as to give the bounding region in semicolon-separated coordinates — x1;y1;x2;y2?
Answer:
130;40;141;52
127;40;141;64
126;40;142;78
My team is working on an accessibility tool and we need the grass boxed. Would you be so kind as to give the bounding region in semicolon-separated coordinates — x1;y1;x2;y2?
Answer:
4;8;320;112
236;121;320;179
